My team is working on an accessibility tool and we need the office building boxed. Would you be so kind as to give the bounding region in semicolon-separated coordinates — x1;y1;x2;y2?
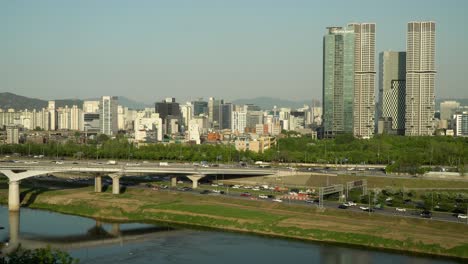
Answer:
193;99;208;116
221;103;233;130
323;26;355;137
379;51;406;135
100;96;119;136
405;21;436;136
440;101;460;121
454;112;468;137
208;97;224;129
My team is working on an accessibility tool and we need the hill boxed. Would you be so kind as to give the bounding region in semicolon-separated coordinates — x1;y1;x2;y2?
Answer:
0;92;148;110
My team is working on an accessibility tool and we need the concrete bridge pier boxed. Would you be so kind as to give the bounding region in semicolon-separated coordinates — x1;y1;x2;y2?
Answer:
8;181;20;212
1;169;55;211
170;175;177;188
187;174;205;189
111;223;121;236
110;174;122;194
8;211;20;249
94;175;102;193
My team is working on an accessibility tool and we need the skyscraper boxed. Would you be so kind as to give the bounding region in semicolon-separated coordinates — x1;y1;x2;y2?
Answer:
208;97;224;129
323;26;355;137
349;23;376;139
100;96;119;136
379;51;406;135
405;21;436;136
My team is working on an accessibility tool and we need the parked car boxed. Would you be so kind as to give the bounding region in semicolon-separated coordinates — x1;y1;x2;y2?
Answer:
420;210;432;219
338;204;348;209
272;198;283;203
305;199;315;204
240;192;251;197
457;214;467;219
200;190;210;194
258;194;268;199
395;208;407;212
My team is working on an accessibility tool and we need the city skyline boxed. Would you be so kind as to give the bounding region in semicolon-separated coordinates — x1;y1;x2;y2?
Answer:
1;1;468;103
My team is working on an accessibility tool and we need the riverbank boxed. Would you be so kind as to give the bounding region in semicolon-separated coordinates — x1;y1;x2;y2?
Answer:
0;186;467;260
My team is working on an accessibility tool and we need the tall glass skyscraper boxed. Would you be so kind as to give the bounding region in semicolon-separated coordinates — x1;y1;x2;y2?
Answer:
323;23;376;138
405;21;436;136
323;26;355;137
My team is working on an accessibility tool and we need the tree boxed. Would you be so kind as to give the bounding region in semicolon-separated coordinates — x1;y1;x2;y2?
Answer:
0;246;79;264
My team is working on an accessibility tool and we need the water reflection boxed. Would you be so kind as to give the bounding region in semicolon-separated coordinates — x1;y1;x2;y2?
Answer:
0;207;459;264
0;209;176;256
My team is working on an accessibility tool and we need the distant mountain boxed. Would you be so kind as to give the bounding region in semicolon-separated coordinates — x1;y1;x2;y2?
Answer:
231;97;320;110
115;97;149;109
0;92;49;110
0;92;150;111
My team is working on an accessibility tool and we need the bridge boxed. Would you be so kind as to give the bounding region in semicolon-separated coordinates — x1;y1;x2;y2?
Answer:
0;162;276;211
0;210;184;256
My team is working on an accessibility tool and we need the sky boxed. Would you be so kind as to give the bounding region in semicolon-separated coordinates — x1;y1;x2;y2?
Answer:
1;0;467;104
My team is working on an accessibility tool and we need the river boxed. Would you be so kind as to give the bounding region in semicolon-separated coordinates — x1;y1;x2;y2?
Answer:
0;206;460;264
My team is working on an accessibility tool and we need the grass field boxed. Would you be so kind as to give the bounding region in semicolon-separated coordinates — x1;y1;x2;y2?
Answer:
0;183;467;260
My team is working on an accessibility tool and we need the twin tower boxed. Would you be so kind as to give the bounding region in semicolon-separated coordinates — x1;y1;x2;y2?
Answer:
323;22;436;138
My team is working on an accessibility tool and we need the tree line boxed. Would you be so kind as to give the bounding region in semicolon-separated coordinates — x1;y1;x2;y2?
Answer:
0;134;466;173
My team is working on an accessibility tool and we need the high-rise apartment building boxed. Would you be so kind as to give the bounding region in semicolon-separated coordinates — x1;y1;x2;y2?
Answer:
6;125;19;144
378;51;406;135
323;26;356;137
405;21;436;136
48;101;57;131
349;23;376;138
100;96;119;136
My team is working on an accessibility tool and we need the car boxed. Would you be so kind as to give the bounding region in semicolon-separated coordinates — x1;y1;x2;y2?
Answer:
258;194;268;199
420;210;432;218
240;192;251;197
346;201;357;206
305;199;315;204
211;183;218;187
200;190;210;194
338;204;348;209
363;208;375;212
457;214;467;219
212;189;221;193
359;206;369;211
272;198;283;203
395;207;407;212
181;187;192;192
54;161;64;165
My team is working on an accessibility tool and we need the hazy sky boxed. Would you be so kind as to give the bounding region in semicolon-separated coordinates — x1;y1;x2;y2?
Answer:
1;0;467;104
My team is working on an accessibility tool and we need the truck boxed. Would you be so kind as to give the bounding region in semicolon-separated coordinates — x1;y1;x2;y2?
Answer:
107;160;117;165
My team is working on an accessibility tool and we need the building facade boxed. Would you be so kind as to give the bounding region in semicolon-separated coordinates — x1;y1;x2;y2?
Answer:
323;26;355;137
100;96;119;136
405;21;436;136
379;51;406;135
349;23;376;139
